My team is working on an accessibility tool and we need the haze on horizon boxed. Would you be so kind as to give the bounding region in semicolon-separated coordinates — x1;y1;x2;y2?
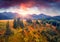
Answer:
0;0;60;16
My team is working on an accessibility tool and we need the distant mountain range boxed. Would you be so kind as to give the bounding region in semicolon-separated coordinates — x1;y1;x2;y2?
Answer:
30;14;60;21
30;14;51;19
0;12;19;19
0;12;60;21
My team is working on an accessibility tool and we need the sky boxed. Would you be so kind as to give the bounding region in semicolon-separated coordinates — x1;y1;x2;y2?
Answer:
0;0;60;16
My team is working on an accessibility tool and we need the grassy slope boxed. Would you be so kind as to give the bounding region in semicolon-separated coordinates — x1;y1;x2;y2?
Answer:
0;20;59;42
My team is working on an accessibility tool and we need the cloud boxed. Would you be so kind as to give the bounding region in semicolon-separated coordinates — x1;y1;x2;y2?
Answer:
0;0;28;8
0;0;60;8
0;0;60;16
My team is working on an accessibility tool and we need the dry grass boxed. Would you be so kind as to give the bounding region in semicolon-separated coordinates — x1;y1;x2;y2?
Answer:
0;19;58;42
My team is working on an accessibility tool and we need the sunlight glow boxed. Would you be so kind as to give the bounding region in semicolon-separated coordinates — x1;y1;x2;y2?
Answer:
16;7;41;16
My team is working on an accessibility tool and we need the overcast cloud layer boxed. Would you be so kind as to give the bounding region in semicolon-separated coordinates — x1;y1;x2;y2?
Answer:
0;0;60;16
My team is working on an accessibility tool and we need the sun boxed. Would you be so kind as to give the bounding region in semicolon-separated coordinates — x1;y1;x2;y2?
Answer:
17;9;28;16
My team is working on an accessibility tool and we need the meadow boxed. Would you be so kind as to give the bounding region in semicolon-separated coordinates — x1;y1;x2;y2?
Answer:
0;18;60;42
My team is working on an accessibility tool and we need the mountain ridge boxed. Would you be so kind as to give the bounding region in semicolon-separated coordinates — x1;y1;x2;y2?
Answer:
0;12;60;21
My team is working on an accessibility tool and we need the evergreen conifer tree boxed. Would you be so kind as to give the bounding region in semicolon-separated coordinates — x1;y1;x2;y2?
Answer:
4;21;13;42
13;18;17;28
